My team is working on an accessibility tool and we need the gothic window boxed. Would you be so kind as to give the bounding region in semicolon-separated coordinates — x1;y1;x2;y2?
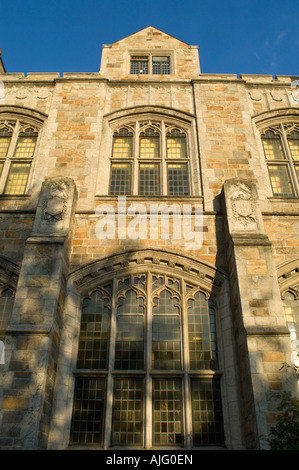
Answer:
0;119;41;195
70;272;224;448
261;124;299;197
0;288;15;338
282;290;299;369
109;120;191;196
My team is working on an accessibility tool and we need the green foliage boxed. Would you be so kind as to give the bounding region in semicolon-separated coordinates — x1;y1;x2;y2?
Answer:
265;392;299;450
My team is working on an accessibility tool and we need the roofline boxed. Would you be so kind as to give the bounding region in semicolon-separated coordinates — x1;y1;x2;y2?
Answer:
107;26;192;47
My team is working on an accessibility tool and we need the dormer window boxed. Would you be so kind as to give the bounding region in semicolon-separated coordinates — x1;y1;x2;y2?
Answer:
152;56;170;75
130;56;149;75
130;54;171;75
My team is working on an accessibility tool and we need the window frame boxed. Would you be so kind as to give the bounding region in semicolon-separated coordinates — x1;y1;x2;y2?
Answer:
109;118;192;196
130;53;172;76
260;121;299;198
70;269;225;449
0;111;44;196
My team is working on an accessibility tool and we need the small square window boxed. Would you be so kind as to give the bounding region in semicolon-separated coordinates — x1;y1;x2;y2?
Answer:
130;56;149;75
152;56;170;75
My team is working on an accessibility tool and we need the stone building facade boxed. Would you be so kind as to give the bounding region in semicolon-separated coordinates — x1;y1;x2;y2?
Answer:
0;26;298;450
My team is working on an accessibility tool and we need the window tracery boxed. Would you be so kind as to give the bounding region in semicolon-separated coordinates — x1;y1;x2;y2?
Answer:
260;122;299;197
0;113;43;195
70;268;224;448
109;116;191;196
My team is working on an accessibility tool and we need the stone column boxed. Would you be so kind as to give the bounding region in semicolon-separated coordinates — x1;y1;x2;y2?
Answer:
221;178;294;449
0;177;77;449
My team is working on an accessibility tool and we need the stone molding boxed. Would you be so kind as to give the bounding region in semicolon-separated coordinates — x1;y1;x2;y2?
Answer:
69;248;227;299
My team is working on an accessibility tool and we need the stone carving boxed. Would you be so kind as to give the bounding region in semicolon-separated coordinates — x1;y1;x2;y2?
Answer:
42;180;69;222
270;91;282;102
230;181;256;225
249;91;262;101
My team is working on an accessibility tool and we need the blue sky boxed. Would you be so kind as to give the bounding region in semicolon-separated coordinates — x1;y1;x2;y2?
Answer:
0;0;298;77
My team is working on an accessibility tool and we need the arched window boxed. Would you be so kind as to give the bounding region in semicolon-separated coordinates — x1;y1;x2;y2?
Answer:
70;272;224;448
0;113;43;195
261;123;299;197
109;118;191;196
282;290;299;369
0;288;15;338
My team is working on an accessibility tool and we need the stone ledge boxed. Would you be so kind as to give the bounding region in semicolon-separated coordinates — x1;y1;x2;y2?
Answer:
26;235;67;245
231;233;272;246
245;326;290;336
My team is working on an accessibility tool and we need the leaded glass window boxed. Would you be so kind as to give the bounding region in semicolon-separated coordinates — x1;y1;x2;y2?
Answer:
130;56;149;75
139;128;160;159
139;163;160;195
71;271;224;448
152;289;181;370
0;120;41;195
112;128;133;159
115;289;145;370
112;378;143;445
130;55;170;75
109;119;191;196
70;377;106;445
109;163;131;195
0;288;15;338
152;56;170;75
261;124;299;197
282;290;299;369
77;289;110;370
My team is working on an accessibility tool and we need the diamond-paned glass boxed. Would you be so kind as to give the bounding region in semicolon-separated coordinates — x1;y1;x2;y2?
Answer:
70;377;106;445
267;164;294;197
0;289;14;337
77;290;110;370
152;290;181;370
166;130;187;158
153;379;182;446
130;56;148;75
115;289;144;370
112;378;143;446
262;131;285;160
167;163;189;196
191;378;224;446
152;56;170;75
288;130;299;161
109;163;131;195
188;292;218;370
112;129;133;158
139;163;160;195
4;162;31;195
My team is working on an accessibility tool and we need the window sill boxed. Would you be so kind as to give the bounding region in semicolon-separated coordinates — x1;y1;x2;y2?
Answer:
95;195;203;201
268;196;299;202
0;194;31;199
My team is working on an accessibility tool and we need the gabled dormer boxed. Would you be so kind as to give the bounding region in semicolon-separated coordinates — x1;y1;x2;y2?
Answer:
99;26;200;81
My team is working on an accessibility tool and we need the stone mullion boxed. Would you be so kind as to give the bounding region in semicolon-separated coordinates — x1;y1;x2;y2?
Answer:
103;277;117;449
181;279;192;449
